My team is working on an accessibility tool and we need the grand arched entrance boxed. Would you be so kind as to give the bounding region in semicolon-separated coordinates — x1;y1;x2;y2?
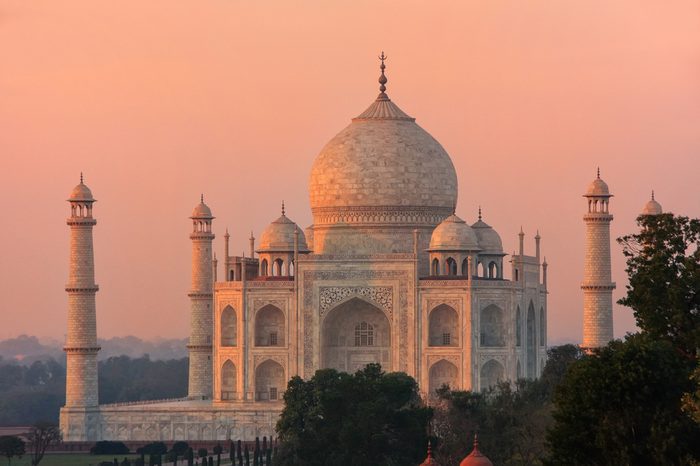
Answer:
321;297;391;373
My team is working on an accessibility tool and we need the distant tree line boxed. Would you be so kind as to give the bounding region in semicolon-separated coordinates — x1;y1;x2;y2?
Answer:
0;356;188;425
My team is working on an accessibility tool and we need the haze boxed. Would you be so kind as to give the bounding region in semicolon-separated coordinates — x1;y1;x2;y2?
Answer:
1;1;698;344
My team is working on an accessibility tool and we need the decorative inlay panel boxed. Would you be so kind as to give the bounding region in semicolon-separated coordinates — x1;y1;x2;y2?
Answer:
319;286;393;319
253;299;286;312
426;299;461;312
302;270;409;377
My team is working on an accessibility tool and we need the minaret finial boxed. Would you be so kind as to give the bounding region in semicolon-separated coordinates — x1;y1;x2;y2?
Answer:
474;432;479;448
478;205;482;221
80;172;84;184
200;193;204;203
281;200;285;216
651;190;655;200
378;51;388;99
597;167;600;179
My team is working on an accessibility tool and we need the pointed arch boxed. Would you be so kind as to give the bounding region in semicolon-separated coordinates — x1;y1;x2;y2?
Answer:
431;258;440;275
428;359;459;397
462;258;469;276
488;261;497;278
480;359;505;390
255;359;285;401
527;301;536;378
445;257;457;276
221;360;237;400
260;259;269;276
515;305;522;347
480;304;506;347
220;306;236;346
255;305;285;347
539;306;546;346
429;304;459;347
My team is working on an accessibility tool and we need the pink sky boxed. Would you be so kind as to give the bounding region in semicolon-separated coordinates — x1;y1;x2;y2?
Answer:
1;1;698;344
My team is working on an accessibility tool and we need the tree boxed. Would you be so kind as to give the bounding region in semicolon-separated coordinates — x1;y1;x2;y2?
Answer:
171;441;189;457
275;364;432;466
546;334;700;465
212;443;222;466
618;213;700;360
0;436;25;466
27;422;60;466
197;448;207;460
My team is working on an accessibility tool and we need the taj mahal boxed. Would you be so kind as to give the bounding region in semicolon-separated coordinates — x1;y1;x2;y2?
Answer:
59;56;635;442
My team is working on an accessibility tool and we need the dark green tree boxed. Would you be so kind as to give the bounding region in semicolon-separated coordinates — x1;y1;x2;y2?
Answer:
0;435;25;466
275;364;431;466
197;448;207;460
546;334;700;465
185;447;194;466
618;213;700;359
212;443;222;466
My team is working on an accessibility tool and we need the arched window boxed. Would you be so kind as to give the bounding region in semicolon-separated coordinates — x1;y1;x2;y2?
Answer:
480;359;505;391
289;260;294;277
488;262;497;278
255;360;284;401
527;302;536;378
446;257;457;276
221;360;237;400
480;305;506;347
260;259;268;276
462;258;469;276
220;306;236;346
515;306;522;347
515;269;519;281
255;305;285;347
539;307;545;346
428;304;459;347
428;360;459;397
228;269;234;281
354;321;374;346
431;258;440;275
273;258;284;276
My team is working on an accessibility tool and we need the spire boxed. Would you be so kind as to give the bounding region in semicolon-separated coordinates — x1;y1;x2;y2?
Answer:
478;206;482;221
651;189;655;201
200;193;204;203
80;172;84;184
473;432;479;449
378;51;388;99
597;167;600;179
224;228;230;238
535;229;541;239
281;200;285;216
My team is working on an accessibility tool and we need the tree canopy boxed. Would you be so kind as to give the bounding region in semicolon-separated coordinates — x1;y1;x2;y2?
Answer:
618;213;700;359
275;364;431;466
0;435;25;466
546;334;699;465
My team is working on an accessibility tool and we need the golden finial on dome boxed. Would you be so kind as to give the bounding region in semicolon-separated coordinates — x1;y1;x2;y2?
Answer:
281;200;285;216
597;167;600;179
478;206;482;221
80;172;84;184
378;51;388;99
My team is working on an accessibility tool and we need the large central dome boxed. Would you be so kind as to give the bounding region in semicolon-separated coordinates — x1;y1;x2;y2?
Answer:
308;63;458;228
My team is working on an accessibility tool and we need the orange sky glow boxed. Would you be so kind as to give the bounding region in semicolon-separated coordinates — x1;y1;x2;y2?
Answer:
1;1;699;344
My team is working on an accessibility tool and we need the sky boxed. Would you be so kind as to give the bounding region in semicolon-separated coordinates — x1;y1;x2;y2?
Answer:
1;1;698;344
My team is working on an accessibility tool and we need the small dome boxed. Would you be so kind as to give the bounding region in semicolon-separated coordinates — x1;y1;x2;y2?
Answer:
472;218;503;254
191;199;213;218
642;192;662;216
460;436;493;466
585;170;611;197
68;182;94;201
419;441;439;466
258;213;309;253
429;214;480;251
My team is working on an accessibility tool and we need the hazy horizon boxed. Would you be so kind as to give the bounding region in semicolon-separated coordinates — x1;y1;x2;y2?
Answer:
1;1;699;343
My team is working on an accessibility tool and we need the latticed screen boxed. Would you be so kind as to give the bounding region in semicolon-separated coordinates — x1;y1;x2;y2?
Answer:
354;321;374;346
442;332;451;345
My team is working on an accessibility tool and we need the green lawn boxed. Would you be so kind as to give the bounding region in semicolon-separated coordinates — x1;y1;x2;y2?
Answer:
6;453;139;466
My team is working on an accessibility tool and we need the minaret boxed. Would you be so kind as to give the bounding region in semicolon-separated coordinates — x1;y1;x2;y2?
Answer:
64;174;100;409
641;190;663;216
581;169;615;350
188;195;215;399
